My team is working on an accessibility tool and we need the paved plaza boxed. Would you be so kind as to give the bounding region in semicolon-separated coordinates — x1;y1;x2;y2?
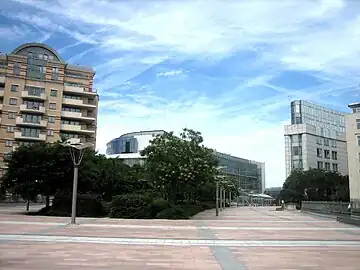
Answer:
1;205;360;269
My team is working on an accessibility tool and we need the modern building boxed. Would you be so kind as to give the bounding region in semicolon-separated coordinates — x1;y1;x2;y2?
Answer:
345;102;360;209
214;152;265;194
106;130;165;166
0;42;99;178
106;130;265;194
284;100;348;178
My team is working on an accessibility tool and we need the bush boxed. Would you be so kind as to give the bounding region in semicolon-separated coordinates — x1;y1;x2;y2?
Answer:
32;192;106;217
155;204;205;219
156;205;188;219
109;193;153;219
147;199;170;217
200;202;216;210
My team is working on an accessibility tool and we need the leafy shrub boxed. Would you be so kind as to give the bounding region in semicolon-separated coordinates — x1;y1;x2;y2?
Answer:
36;192;106;217
200;202;216;210
147;199;170;217
156;205;188;219
109;193;153;219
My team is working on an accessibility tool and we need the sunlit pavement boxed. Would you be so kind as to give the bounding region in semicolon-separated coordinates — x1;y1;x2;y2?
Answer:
1;206;360;269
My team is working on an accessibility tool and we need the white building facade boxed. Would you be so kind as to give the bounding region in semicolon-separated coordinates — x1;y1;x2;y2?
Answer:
284;100;348;178
345;103;360;208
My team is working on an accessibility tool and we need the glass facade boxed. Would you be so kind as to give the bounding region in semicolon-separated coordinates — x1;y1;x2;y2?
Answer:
106;135;139;155
291;100;345;135
215;152;265;194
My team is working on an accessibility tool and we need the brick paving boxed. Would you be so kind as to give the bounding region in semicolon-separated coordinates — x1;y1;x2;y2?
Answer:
1;206;360;269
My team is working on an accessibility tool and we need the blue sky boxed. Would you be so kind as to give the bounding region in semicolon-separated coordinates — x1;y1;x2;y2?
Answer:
1;0;360;187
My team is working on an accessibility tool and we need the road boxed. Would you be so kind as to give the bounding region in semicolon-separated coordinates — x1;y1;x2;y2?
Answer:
1;205;360;269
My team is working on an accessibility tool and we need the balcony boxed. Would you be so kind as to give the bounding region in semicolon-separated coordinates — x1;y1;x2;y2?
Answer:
60;124;96;134
14;132;46;141
0;75;5;84
16;117;47;128
20;104;45;114
62;98;97;108
64;85;97;96
61;111;96;122
21;91;46;100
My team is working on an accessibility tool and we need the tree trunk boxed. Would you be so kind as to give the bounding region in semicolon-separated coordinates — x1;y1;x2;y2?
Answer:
45;196;50;208
26;200;30;211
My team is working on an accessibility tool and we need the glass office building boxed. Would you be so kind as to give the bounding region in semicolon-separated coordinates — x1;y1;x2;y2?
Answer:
214;152;265;194
284;100;348;178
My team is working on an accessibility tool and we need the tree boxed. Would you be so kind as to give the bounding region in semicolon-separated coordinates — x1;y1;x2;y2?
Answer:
141;128;219;204
2;142;96;207
279;168;349;202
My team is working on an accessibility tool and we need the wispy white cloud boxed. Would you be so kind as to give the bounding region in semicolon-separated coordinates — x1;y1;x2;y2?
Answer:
157;69;183;77
4;0;360;188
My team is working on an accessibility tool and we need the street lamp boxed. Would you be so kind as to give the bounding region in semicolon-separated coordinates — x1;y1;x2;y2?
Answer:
215;166;227;217
60;138;94;224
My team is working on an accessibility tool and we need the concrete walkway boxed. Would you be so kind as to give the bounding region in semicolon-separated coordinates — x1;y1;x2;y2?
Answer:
1;206;360;269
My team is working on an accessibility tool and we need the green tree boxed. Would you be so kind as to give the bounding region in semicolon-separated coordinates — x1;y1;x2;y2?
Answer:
280;168;349;202
141;128;219;204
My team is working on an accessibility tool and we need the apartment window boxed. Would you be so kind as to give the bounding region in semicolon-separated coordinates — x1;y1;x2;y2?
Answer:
28;52;33;58
24;100;43;110
317;148;322;158
52;67;59;80
21;127;40;138
324;150;330;159
25;86;45;97
332;151;338;160
6;126;14;133
50;89;58;97
27;64;46;80
48;116;56;123
20;141;34;147
324;138;329;146
61;120;80;125
331;139;337;148
61;133;79;139
332;163;338;172
64;95;81;100
13;63;20;75
292;146;302;156
8;112;15;119
325;162;330;171
358;136;360;146
43;54;48;61
357;119;360;129
49;103;56;110
11;85;18;92
317;161;323;169
9;98;17;105
23;114;41;124
62;107;81;113
5;140;13;147
47;129;54;136
316;137;322;145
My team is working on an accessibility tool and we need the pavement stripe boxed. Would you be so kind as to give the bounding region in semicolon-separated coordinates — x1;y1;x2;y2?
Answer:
1;221;357;231
2;234;360;247
196;220;248;270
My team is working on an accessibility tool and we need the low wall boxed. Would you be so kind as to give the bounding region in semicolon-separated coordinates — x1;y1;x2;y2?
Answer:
301;201;350;215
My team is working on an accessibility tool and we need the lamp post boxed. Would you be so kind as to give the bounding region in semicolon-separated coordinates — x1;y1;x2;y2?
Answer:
61;138;94;224
215;166;227;216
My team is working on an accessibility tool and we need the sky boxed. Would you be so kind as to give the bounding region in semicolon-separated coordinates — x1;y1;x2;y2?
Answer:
1;0;360;188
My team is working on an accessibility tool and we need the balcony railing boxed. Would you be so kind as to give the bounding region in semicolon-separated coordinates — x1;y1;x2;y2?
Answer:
16;117;47;127
61;111;96;121
21;91;46;100
14;132;46;141
60;124;96;133
62;98;96;108
64;85;97;95
20;104;45;113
